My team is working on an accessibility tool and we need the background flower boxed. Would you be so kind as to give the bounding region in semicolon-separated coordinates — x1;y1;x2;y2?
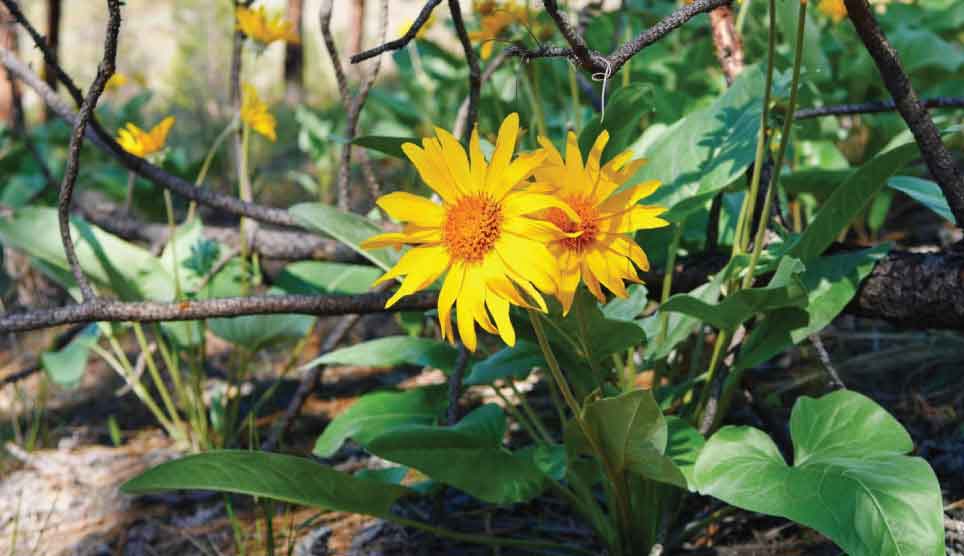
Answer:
116;116;175;158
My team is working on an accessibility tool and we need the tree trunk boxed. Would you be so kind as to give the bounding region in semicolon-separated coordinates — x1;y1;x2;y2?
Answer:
0;2;18;126
284;0;304;103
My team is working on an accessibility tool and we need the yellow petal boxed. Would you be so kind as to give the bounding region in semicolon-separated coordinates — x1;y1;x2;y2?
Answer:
486;113;520;190
402;142;460;203
434;127;473;194
491;149;546;200
438;261;466;342
383;246;450;307
496;235;557;294
555;249;582;316
606;205;670;234
456;274;480;351
502;191;580;220
469;127;487;191
376;192;445;227
485;293;516;346
536;136;564;166
564;131;584;176
585;130;610;184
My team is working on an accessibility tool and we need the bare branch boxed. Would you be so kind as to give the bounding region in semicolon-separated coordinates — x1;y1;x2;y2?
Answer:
0;47;298;228
523;0;732;75
844;0;964;225
453;48;509;140
794;97;964;120
0;291;438;334
58;0;122;302
448;0;480;144
349;0;443;63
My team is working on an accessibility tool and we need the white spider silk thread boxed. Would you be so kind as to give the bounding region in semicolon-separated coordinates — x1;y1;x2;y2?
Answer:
591;58;613;123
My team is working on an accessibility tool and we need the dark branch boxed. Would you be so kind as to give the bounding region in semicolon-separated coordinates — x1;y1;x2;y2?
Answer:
349;0;442;63
522;0;732;75
0;47;298;228
794;97;964;120
844;0;964;225
58;0;121;302
0;291;438;334
448;0;481;144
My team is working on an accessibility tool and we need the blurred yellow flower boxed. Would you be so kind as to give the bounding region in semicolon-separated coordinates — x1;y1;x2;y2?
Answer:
818;0;848;22
116;116;175;158
533;131;669;314
240;84;277;142
469;1;528;60
361;114;576;351
236;5;300;46
398;11;437;40
105;72;128;92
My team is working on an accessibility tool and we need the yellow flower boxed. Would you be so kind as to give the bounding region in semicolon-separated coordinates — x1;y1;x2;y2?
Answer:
398;12;437;40
105;72;128;92
469;1;528;60
533;131;669;314
361;114;576;351
240;84;277;142
116;116;175;158
236;5;300;46
818;0;848;22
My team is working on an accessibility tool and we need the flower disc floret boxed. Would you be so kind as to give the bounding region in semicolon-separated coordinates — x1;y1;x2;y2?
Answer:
444;195;503;262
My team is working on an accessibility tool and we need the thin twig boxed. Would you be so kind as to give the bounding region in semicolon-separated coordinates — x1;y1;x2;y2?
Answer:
809;332;845;390
0;46;297;227
349;0;442;63
844;0;964;225
58;0;122;302
448;0;480;144
453;48;509;140
794;97;964;120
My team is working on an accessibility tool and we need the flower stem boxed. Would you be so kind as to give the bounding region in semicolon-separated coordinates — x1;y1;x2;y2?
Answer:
742;0;808;290
658;222;684;345
186;117;238;222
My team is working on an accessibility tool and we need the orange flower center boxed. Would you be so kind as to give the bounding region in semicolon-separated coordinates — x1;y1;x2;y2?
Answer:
444;195;503;262
548;196;599;252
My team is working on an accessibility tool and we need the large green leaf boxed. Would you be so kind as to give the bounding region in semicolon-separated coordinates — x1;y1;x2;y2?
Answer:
314;385;447;458
665;416;705;490
122;450;412;518
567;389;686;489
290;203;395;271
276;261;383;295
889;26;964;74
888;176;954;223
788;142;920;261
661;257;806;332
303;336;459;372
633;66;765;221
735;245;889;371
577;84;651;159
463;341;544;386
41;324;100;388
695;390;944;556
777;1;830;83
0;207;173;301
366;404;552;504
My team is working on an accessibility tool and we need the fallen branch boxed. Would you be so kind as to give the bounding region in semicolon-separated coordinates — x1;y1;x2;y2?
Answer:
794;97;964;120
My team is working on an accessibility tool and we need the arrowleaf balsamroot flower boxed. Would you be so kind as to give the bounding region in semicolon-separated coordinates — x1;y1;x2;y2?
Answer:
361;114;577;351
241;84;277;142
116;116;175;158
817;0;847;22
533;131;669;314
236;5;300;46
469;0;528;60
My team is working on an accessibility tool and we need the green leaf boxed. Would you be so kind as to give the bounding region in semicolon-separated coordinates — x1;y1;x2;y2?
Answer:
121;450;412;518
788;142;920;261
314;385;448;458
366;404;551;504
290;203;396;271
888;176;954;223
41;325;100;388
577;84;650;159
695;390;944;556
661;257;807;331
665;417;704;490
352;136;417;159
567;389;686;488
735;245;890;371
207;291;314;350
889;26;964;74
464;341;543;386
776;2;830;83
634;66;766;221
602;284;649;321
304;336;459;372
0;207;174;301
276;261;383;295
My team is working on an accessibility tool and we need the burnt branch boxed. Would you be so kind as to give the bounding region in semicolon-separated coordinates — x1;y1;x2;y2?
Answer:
0;291;438;334
58;0;121;302
844;0;964;225
448;0;480;144
349;0;442;63
518;0;732;76
794;97;964;120
0;47;298;228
